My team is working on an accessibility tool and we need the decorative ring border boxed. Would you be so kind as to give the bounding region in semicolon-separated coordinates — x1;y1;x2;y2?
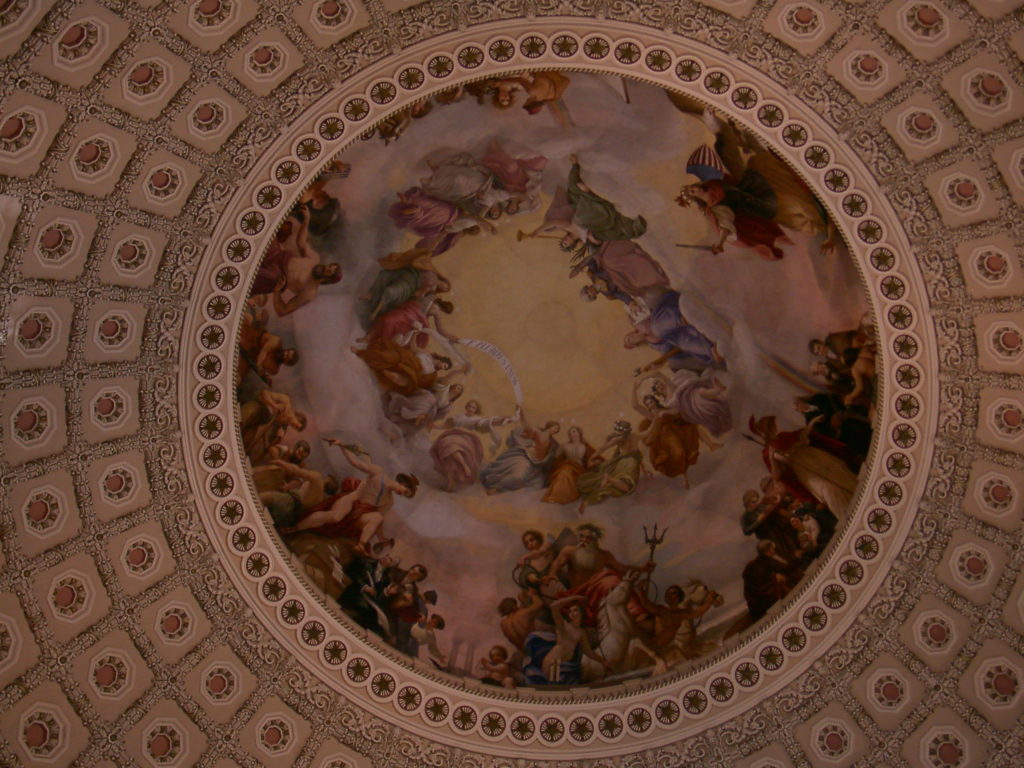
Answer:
178;20;938;758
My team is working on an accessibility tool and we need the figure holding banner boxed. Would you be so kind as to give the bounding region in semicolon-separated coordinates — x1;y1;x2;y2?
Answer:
430;400;516;491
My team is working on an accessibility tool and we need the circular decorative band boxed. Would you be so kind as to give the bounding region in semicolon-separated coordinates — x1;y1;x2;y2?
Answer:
178;19;936;758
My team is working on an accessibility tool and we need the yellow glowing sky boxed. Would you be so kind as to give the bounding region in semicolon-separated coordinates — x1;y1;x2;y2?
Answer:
415;147;712;444
448;219;638;436
433;210;641;443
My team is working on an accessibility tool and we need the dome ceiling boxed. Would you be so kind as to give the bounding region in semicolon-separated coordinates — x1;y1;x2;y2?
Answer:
1;2;1023;768
242;68;876;698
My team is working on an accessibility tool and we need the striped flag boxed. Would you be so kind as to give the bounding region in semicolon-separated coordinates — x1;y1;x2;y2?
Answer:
686;144;726;182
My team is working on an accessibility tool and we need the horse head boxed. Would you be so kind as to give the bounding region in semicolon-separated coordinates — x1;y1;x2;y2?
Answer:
683;579;709;606
607;575;632;607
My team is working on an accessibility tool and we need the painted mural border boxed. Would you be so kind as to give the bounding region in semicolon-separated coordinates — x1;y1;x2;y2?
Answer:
178;19;937;758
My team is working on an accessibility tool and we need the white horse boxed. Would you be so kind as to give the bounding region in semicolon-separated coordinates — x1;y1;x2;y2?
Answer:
589;570;665;678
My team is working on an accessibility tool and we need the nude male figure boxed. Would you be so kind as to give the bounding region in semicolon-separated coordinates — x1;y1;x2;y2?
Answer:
542;595;608;683
286;440;417;556
267;217;342;317
498;590;546;652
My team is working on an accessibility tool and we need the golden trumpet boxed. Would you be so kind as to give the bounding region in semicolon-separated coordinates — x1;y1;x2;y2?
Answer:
516;230;563;242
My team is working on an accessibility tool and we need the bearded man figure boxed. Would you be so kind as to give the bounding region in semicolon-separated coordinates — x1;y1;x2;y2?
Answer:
542;523;654;627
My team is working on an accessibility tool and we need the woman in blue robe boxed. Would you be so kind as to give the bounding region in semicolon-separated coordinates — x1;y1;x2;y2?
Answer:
479;422;560;493
626;290;725;374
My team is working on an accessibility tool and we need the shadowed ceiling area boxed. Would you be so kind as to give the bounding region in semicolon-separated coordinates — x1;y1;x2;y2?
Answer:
1;1;1023;767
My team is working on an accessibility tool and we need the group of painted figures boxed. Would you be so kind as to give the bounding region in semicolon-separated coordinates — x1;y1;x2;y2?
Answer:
733;318;875;634
482;522;725;686
368;70;574;146
473;323;876;687
353;145;733;511
236;74;877;683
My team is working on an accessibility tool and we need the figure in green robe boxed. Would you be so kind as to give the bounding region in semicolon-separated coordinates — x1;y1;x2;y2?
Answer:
566;154;647;243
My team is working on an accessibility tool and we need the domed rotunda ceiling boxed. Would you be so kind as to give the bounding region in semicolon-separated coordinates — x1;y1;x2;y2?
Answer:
1;1;1024;767
240;67;876;693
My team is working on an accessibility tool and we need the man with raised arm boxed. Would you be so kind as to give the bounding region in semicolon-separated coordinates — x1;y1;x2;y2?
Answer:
283;439;418;556
260;459;338;529
543;523;654;626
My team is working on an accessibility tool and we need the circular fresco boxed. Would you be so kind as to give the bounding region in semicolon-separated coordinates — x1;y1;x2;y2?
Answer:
235;70;877;693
